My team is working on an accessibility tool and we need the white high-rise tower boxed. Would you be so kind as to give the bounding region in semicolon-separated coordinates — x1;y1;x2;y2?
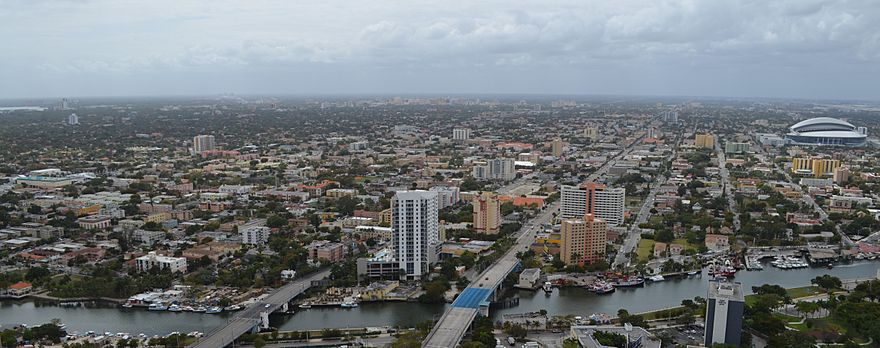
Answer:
67;113;79;125
392;190;440;280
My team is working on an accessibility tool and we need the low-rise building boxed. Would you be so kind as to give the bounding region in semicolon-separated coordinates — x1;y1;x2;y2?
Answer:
133;229;166;246
360;281;400;301
241;225;270;245
5;282;33;298
77;215;113;230
705;234;730;252
517;268;541;289
135;251;187;273
308;240;346;262
571;324;661;348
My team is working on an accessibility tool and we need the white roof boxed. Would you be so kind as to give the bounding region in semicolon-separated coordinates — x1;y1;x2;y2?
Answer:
790;117;856;132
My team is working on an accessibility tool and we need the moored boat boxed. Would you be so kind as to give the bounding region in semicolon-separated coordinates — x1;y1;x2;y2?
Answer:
611;276;645;287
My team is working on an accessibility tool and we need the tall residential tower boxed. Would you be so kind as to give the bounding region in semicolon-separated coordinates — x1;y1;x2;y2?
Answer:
392;191;440;280
472;192;501;234
561;183;625;226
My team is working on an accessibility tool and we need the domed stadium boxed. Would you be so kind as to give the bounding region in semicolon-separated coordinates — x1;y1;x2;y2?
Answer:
785;117;867;146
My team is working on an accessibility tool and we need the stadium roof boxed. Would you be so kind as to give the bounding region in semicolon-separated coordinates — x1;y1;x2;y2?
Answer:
790;117;856;132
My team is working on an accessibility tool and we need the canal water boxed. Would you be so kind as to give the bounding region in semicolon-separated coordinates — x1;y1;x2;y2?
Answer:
2;261;877;335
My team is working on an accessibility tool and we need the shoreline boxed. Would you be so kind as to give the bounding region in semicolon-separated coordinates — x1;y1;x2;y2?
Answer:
26;292;127;304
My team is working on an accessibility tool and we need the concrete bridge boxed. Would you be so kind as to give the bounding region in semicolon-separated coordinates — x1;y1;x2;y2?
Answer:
188;268;330;348
422;204;558;348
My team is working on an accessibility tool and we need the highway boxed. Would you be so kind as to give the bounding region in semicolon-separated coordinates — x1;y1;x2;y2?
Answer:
188;268;331;348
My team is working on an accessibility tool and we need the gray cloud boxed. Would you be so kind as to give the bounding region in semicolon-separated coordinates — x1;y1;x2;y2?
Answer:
1;0;879;100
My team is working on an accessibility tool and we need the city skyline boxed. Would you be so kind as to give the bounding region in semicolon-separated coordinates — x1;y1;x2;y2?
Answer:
3;0;880;100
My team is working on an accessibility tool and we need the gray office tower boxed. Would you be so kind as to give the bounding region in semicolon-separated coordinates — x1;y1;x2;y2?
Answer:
704;281;745;346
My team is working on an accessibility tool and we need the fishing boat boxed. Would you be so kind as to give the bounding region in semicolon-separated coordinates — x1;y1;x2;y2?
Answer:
205;306;222;314
147;303;167;311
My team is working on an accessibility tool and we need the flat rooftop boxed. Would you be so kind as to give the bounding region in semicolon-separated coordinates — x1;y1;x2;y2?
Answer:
707;281;745;301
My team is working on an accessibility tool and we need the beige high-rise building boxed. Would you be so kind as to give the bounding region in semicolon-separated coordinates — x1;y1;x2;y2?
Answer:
560;214;608;266
473;192;501;234
193;135;216;154
833;166;850;184
560;183;625;226
551;138;564;157
695;133;715;149
584;127;599;141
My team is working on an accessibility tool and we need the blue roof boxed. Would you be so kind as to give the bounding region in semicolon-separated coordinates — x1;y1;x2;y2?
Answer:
452;288;491;309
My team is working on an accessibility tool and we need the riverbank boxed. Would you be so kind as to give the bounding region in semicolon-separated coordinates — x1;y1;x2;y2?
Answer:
29;291;126;304
2;260;878;336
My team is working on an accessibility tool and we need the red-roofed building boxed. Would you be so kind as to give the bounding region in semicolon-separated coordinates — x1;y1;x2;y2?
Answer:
6;281;33;298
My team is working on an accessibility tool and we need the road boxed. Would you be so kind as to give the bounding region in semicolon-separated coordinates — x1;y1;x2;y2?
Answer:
714;139;741;232
614;176;667;269
188;268;331;348
612;135;676;269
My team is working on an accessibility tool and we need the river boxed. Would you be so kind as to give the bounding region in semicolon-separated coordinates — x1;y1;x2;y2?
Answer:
1;261;877;335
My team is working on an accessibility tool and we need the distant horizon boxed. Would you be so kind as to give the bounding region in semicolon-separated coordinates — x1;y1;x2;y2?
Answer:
2;92;879;105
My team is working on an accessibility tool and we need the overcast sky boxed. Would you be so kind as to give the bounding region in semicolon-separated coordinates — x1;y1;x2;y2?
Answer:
2;0;879;100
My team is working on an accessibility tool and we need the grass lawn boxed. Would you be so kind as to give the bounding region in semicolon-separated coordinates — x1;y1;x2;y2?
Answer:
787;286;821;299
671;238;700;252
744;285;821;306
636;239;654;262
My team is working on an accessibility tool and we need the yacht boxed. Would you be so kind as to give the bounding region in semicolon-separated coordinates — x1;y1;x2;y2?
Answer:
648;275;665;282
594;283;615;294
192;306;207;313
205;306;223;314
224;305;242;311
147;303;167;311
542;281;553;293
167;304;182;312
341;301;359;308
611;277;645;287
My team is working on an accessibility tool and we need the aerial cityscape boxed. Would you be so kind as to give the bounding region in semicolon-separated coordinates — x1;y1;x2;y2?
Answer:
2;1;880;348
